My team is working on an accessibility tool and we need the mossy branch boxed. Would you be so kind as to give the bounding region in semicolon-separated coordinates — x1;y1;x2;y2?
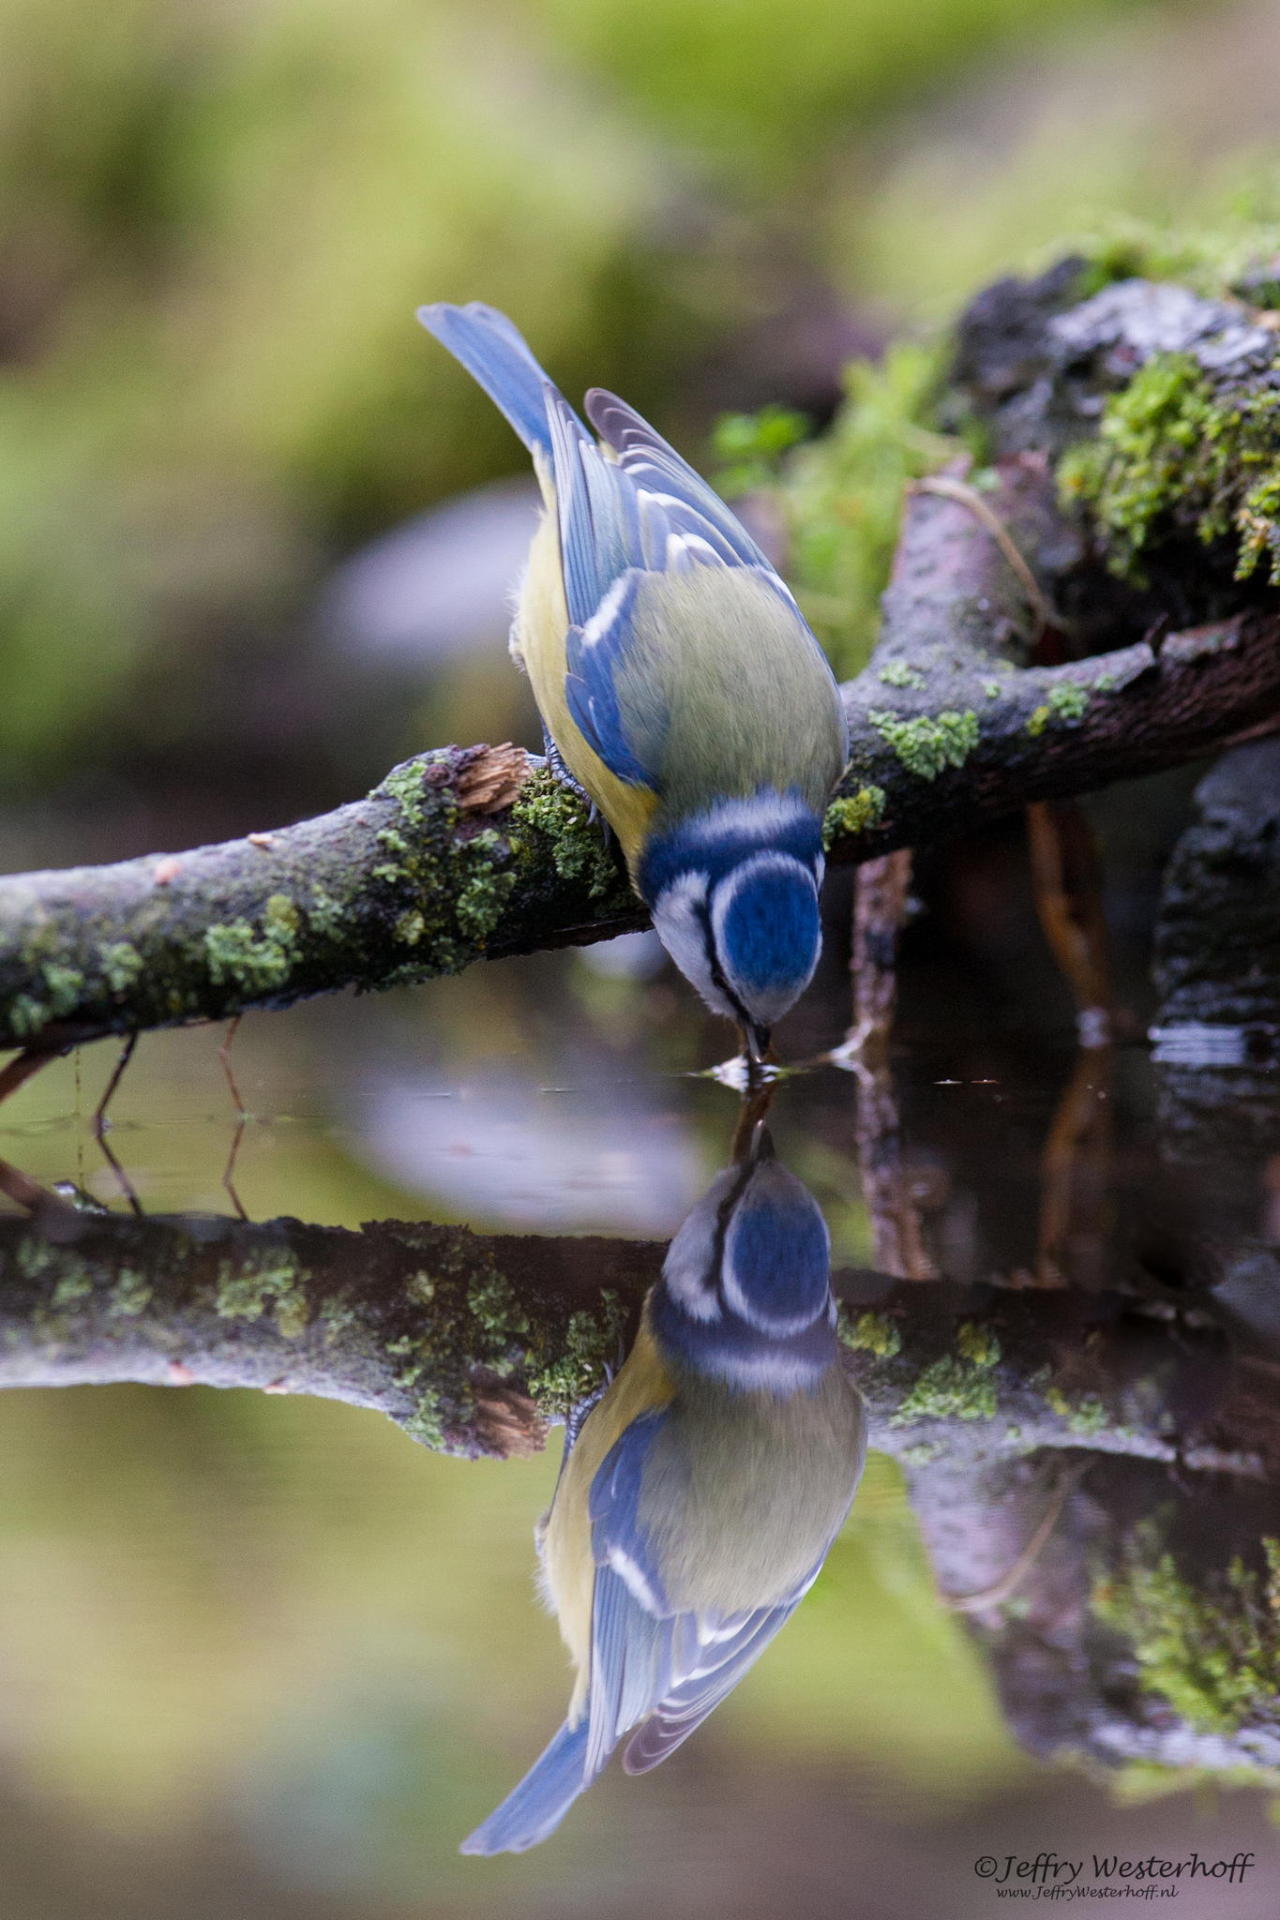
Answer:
3;262;1280;1050
0;1205;1273;1479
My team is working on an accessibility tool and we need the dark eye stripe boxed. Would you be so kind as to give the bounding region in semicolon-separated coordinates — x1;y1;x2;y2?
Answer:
697;898;752;1033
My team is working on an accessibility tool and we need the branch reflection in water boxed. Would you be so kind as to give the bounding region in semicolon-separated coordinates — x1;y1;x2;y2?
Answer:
462;1105;867;1854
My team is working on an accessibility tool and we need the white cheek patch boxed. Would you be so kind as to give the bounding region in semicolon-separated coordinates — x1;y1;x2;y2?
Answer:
650;871;736;1021
661;1167;738;1323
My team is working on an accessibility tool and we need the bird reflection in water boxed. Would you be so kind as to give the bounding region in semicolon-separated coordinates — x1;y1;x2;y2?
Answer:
462;1105;867;1853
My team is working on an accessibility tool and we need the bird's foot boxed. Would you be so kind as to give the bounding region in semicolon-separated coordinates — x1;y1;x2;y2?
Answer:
540;735;611;840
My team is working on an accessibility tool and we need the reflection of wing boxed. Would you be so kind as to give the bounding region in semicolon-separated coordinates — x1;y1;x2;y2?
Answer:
587;1414;818;1780
621;1593;813;1774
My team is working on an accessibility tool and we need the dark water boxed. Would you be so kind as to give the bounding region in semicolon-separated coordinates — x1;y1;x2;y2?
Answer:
1;802;1278;1918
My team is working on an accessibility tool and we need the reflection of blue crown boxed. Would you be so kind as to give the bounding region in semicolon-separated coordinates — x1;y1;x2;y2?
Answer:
651;1141;838;1390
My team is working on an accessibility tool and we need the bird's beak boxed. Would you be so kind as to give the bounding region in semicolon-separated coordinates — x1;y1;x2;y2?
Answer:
745;1023;772;1066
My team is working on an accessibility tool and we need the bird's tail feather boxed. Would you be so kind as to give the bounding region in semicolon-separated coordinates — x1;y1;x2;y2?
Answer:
418;301;558;458
459;1718;590;1855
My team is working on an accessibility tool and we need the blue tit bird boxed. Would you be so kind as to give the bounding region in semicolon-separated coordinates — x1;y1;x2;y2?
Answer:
460;1130;867;1855
418;302;849;1059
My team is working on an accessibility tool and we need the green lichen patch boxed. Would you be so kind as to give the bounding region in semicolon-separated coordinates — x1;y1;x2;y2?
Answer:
842;1309;901;1358
956;1322;1000;1368
100;942;143;994
878;659;926;691
8;994;50;1039
203;898;301;994
1095;1535;1280;1735
868;708;979;780
1045;1385;1109;1436
109;1268;152;1317
1059;349;1280;585
215;1249;309;1337
1026;681;1090;737
525;1297;628;1414
890;1354;998;1425
823;785;886;846
455;831;517;942
41;963;85;1017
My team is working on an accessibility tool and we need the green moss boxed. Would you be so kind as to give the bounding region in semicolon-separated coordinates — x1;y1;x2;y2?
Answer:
100;942;143;994
890;1355;998;1426
822;784;886;846
1045;1385;1109;1435
109;1268;152;1317
878;659;926;690
214;1250;309;1337
1026;683;1089;737
1059;349;1280;585
203;901;301;993
956;1322;1000;1368
771;341;956;678
509;767;623;903
455;830;517;942
868;708;979;780
711;403;810;498
1095;1535;1280;1734
842;1309;901;1358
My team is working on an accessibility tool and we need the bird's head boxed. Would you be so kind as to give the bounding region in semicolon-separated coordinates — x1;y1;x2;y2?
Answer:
651;1127;837;1388
639;795;825;1058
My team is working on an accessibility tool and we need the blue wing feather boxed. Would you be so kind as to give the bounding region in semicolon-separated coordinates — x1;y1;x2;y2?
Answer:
459;1718;591;1856
422;306;807;794
417;302;555;458
621;1593;810;1774
585;388;780;576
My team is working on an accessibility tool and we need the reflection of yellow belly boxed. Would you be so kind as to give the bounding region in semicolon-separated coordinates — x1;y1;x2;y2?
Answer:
517;510;658;874
540;1316;674;1724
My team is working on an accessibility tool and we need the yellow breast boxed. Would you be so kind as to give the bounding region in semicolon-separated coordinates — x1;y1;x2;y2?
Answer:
516;509;659;874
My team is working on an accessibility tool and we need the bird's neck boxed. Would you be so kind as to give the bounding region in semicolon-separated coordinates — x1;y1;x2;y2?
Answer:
647;1284;839;1396
637;791;823;904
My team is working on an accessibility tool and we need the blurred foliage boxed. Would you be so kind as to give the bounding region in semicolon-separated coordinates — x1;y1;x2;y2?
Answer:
776;344;955;679
0;0;1239;798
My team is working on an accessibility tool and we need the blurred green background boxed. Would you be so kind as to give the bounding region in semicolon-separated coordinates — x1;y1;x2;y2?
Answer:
4;0;1280;1911
3;0;1278;821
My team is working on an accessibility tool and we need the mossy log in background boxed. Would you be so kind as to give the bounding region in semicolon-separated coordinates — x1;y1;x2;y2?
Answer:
3;259;1280;1050
912;1451;1280;1783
